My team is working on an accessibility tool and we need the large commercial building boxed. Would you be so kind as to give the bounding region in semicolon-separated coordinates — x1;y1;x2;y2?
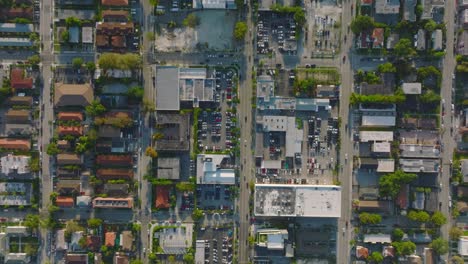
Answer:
254;184;341;217
196;154;235;185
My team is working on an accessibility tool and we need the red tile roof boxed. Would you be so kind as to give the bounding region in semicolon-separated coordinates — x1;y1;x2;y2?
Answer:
86;235;101;251
10;68;33;89
111;35;126;48
58;126;83;136
105;232;116;247
96;155;132;166
0;138;30;151
155;185;170;209
356;246;369;259
372;28;385;48
58;112;84;121
102;10;129;20
56;196;74;207
0;7;33;20
101;0;129;6
96;168;134;179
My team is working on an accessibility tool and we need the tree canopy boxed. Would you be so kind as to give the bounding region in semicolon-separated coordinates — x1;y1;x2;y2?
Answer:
430;237;449;255
350;15;374;34
392;241;416;256
394;38;417;58
392;228;405;242
379;170;417;198
449;227;463;240
368;251;384;263
359;212;382;225
233;21;248;40
183;13;200;28
98;53;142;71
377;62;396;73
72;57;83;69
407;210;430;223
87;218;103;229
431;211;447;226
420;90;441;104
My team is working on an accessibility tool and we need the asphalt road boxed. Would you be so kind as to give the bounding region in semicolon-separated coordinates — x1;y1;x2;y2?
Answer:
38;0;55;263
439;0;457;261
237;4;255;264
139;0;155;262
336;0;355;263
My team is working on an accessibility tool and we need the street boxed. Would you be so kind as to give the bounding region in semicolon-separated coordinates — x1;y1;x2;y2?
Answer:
439;0;457;261
38;0;55;263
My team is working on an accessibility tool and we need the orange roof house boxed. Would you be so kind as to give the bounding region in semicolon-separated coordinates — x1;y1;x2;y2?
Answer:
58;112;84;121
96;155;132;166
10;68;33;89
56;196;74;207
155;185;170;209
102;10;129;21
96;168;133;180
356;246;369;259
86;235;101;251
101;0;128;6
105;232;116;247
0;138;30;151
372;28;385;48
58;126;83;136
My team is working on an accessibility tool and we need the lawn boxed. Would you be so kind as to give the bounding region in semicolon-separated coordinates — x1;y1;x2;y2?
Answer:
296;67;340;85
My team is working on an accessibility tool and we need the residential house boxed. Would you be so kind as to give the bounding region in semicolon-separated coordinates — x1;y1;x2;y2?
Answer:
96;154;132;166
372;28;385;48
70;231;84;252
76;196;91;207
82;27;93;44
92;197;133;209
54;83;94;107
386;33;399;49
399;144;440;158
458;236;468;257
96;168;133;180
432;29;443;51
101;0;129;6
98;125;121;138
0;154;30;175
155;185;170;209
56;179;81;195
416;29;426;50
65;253;88;264
157;157;180;180
114;254;130;264
69;26;79;43
105;232;116;247
58;112;84;121
6;96;33;106
56;196;74;207
86;235;101;251
57;153;83;165
95;22;134;49
102;10;129;22
461;159;468;183
120;231;133;251
358;32;371;49
363;233;392;244
0;138;30;151
0;7;33;22
103;183;129;196
402;82;422;95
356;246;369;259
403;0;417;21
10;68;33;90
421;0;444;23
5;253;31;263
361;0;373;6
374;0;400;25
457;30;468;56
5;109;29;124
358;200;393;214
0;37;33;47
57;140;71;150
58;125;83;136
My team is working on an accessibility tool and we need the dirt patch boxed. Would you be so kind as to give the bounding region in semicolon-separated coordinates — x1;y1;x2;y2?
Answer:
155;10;237;52
296;67;340;84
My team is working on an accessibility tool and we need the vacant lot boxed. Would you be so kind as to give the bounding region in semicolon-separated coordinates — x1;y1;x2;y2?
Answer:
155;11;237;52
296;67;340;85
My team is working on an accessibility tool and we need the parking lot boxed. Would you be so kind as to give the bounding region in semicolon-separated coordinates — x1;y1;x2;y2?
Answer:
197;68;238;153
54;66;92;84
196;184;234;212
198;227;234;264
257;11;297;55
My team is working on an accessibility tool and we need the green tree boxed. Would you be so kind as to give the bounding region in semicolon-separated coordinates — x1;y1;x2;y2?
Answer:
234;0;244;8
132;223;141;232
85;62;96;72
146;31;155;41
61;30;70;42
64;220;84;239
183;13;200;28
87;218;103;228
359;212;382;225
85;100;106;117
450;227;463;240
431;211;447;226
379;170;417;198
46;142;59;155
420;90;441;104
24;244;38;255
363;72;381;84
350;15;374;34
368;251;383;263
233;21;248;40
24;214;40;230
394;38;417;58
127;86;144;101
407;210;430;223
145;146;158;158
430;237;449;255
377;62;396;73
293;10;306;27
392;228;405;242
192;208;204;221
72;57;83;69
392;241;416;256
149;0;159;6
27;55;41;66
65;16;82;27
424;19;437;32
451;256;465;264
183;252;194;264
168;255;176;263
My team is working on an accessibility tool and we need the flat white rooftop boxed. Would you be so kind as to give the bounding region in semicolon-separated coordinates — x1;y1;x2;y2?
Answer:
254;184;341;218
361;115;396;127
196;154;235;184
360;131;393;142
